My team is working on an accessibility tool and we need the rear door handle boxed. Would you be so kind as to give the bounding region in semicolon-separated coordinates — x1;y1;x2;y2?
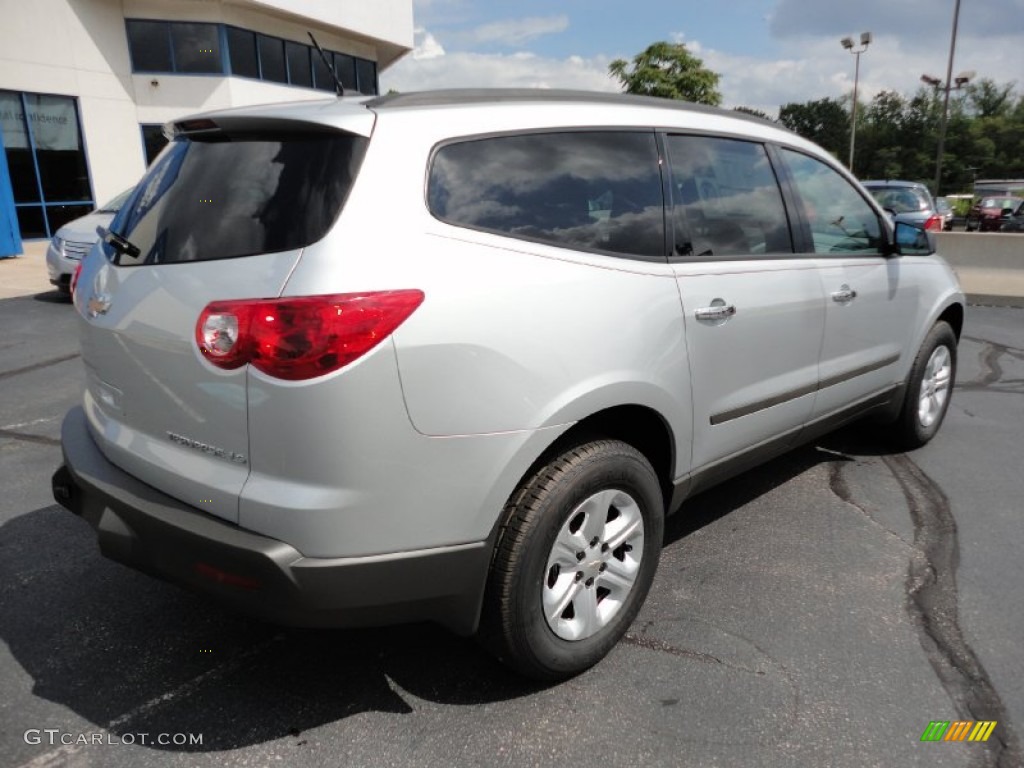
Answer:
831;285;857;303
694;302;737;321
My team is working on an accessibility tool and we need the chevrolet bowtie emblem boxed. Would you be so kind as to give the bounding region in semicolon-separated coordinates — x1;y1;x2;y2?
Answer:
87;292;112;318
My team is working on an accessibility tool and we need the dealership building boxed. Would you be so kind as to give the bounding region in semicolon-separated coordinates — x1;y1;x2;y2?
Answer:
0;0;413;254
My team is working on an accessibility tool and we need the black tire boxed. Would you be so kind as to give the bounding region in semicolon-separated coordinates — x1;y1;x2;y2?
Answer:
479;439;664;681
891;321;957;450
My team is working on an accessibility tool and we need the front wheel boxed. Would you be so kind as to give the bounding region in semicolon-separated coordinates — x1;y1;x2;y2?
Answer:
479;440;664;680
891;321;957;450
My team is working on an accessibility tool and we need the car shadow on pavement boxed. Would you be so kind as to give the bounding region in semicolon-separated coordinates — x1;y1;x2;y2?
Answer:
31;289;72;304
664;439;856;547
0;505;543;753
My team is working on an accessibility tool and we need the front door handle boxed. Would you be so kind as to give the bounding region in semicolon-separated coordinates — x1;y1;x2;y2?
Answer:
831;284;858;303
694;301;737;321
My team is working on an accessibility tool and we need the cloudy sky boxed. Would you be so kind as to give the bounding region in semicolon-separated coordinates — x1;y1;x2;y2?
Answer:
381;0;1024;116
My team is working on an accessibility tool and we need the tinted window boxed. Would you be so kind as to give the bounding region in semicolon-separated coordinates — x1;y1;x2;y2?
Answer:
356;59;377;95
107;131;368;265
333;54;357;92
429;132;665;259
257;35;287;83
171;23;221;73
312;50;335;91
140;124;169;166
783;150;882;254
286;42;312;87
227;27;258;78
126;20;172;72
667;135;791;257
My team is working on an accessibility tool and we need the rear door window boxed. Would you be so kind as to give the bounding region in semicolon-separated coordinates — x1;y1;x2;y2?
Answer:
106;130;367;265
428;131;665;260
665;135;793;257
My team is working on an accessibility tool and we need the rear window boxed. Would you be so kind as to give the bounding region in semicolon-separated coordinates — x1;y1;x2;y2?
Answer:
106;130;367;265
866;186;929;214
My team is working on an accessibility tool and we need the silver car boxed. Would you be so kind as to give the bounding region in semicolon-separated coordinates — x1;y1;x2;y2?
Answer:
54;90;964;680
862;179;944;233
45;188;133;294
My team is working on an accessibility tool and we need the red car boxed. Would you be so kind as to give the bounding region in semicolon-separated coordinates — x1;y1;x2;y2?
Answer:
966;196;1024;232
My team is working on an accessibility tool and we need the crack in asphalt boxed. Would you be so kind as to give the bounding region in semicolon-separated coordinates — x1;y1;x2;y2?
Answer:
957;337;1024;394
828;459;914;550
883;453;1021;768
0;352;80;382
0;429;61;447
621;618;800;745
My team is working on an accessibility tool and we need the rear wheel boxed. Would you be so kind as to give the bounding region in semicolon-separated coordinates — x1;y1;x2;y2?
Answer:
480;439;664;680
891;321;957;449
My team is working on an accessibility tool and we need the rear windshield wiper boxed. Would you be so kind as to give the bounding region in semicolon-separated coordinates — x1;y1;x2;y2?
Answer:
97;225;140;260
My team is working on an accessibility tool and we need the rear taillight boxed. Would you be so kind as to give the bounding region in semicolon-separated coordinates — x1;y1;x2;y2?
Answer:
924;214;942;232
70;262;83;297
195;291;424;381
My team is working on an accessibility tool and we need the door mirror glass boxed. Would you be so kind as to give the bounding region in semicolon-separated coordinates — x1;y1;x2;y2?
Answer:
893;220;935;255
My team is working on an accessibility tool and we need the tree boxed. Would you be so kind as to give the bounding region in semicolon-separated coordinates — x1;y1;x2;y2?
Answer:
733;106;773;121
778;97;849;159
609;42;722;106
966;79;1015;118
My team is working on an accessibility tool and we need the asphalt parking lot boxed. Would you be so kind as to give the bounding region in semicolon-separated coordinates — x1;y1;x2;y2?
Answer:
1;288;1021;768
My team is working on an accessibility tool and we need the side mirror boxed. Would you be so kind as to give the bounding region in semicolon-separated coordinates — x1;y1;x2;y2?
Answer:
891;220;935;256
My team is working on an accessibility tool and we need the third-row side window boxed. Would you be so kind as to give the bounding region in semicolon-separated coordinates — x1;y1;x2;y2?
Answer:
428;131;665;259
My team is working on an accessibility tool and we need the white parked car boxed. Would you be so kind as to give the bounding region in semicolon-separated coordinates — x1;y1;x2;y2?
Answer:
45;188;133;294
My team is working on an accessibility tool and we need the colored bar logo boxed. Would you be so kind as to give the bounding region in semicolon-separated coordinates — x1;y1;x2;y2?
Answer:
921;721;997;742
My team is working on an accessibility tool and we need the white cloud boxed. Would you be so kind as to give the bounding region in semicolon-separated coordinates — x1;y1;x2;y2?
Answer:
383;27;618;93
469;15;569;46
384;25;1023;119
411;27;446;60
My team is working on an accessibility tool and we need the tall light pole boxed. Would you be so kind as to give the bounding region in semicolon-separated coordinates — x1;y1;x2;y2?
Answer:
841;31;871;171
925;0;967;196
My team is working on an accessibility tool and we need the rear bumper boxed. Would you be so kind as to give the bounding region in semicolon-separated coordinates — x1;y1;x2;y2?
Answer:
53;406;490;634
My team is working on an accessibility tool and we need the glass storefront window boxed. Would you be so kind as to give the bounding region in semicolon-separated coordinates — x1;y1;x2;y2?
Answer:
0;90;40;202
0;90;93;239
14;205;46;240
25;93;90;202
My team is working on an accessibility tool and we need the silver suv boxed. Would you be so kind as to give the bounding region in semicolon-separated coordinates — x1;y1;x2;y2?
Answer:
53;90;964;680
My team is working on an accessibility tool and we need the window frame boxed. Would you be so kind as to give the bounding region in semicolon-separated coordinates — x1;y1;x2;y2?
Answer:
426;127;671;264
